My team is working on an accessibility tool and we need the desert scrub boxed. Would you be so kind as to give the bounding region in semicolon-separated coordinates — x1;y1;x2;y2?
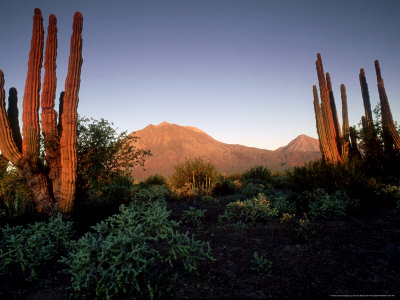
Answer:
240;182;267;199
0;215;74;283
133;184;172;203
61;200;214;299
303;189;359;220
250;251;272;275
269;192;296;215
218;193;278;225
200;195;219;205
182;207;206;227
242;166;272;185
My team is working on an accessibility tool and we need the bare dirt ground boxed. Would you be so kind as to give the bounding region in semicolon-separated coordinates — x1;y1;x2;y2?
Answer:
169;199;400;299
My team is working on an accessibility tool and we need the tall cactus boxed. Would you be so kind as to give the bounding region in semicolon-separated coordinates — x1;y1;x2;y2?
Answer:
340;84;350;161
313;54;343;164
359;68;381;159
326;72;342;152
375;60;400;152
313;85;332;162
59;11;83;212
0;9;83;214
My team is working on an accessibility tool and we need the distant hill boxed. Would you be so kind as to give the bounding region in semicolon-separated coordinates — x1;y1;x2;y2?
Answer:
276;134;320;152
130;122;321;179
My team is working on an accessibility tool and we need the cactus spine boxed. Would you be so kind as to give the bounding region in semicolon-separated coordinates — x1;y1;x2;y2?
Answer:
0;9;83;214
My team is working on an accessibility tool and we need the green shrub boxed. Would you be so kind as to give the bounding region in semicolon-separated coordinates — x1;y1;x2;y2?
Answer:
250;251;272;275
270;193;296;215
0;215;73;283
133;185;172;203
0;167;34;218
212;179;235;196
73;175;135;231
170;157;217;190
200;195;219;205
181;207;207;228
61;200;214;299
374;183;400;206
240;183;266;199
303;189;359;220
218;193;278;225
142;174;167;186
242;166;272;185
270;173;290;189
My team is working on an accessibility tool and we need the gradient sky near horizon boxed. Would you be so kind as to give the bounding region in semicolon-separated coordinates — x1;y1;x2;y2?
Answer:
0;0;399;150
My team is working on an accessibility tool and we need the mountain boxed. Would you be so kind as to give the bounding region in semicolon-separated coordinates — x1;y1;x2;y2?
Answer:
130;122;321;179
276;134;320;152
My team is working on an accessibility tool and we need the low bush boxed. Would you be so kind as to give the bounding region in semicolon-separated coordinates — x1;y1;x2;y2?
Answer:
250;251;272;276
200;195;219;205
218;193;278;225
73;175;135;231
0;215;73;285
242;166;272;185
143;174;168;186
240;183;267;199
133;184;172;203
269;193;296;215
181;207;207;228
212;179;236;196
300;189;359;220
0;167;34;219
61;200;214;299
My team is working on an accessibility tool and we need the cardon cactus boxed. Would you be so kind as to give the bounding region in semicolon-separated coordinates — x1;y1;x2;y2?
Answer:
375;60;400;153
340;84;350;162
313;54;344;164
0;9;83;214
358;68;381;159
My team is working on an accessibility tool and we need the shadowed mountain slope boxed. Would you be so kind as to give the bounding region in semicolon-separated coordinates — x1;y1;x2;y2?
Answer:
130;122;321;179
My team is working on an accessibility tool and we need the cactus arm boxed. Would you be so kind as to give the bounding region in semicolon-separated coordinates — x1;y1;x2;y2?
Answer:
41;14;59;143
313;85;332;162
7;88;22;152
0;71;22;165
340;84;349;162
375;60;400;152
41;14;62;202
359;69;374;125
326;72;342;146
315;54;343;164
59;12;83;213
22;8;44;161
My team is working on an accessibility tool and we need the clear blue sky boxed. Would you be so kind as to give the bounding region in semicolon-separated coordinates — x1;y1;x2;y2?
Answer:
0;0;399;150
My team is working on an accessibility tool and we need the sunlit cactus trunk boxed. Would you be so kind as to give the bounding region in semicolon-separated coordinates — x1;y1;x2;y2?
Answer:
375;60;400;153
59;12;83;213
0;9;83;214
358;68;381;159
313;54;343;164
340;84;350;162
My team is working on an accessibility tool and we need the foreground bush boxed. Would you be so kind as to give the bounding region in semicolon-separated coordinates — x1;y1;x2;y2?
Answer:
62;200;214;299
0;215;73;284
0;167;34;219
299;189;359;220
219;193;278;225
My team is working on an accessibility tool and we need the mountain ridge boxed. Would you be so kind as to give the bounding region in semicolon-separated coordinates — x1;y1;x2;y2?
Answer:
130;122;321;179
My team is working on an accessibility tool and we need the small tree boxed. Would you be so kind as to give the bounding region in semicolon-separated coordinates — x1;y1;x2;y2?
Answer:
76;116;151;193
